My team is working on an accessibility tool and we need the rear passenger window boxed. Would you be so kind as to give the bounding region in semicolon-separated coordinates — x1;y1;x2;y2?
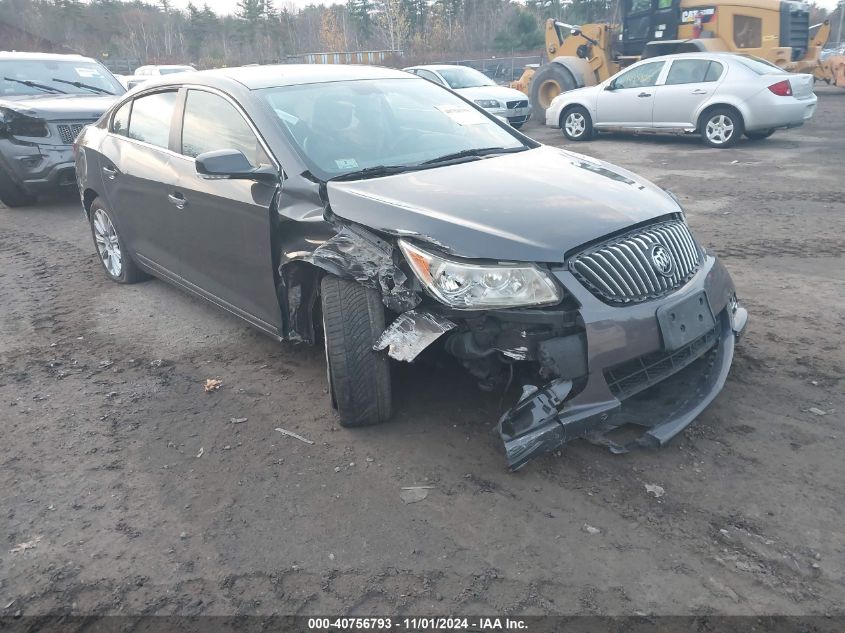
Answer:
127;91;177;148
666;60;710;85
181;90;268;166
704;61;724;82
111;101;131;136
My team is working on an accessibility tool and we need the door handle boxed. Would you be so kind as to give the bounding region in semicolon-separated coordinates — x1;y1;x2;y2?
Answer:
167;192;187;210
102;166;117;180
637;92;652;97
691;89;708;94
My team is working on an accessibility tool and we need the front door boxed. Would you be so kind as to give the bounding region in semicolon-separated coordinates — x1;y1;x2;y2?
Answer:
168;88;282;333
595;60;665;127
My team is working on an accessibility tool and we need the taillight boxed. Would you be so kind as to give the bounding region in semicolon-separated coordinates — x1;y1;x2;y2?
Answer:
767;80;792;96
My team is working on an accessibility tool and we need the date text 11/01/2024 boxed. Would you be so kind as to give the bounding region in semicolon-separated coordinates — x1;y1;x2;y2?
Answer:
307;617;528;630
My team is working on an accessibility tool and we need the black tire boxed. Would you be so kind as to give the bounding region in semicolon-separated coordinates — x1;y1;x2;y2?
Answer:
560;105;593;141
0;165;36;208
745;129;774;140
530;62;577;121
699;107;744;148
88;197;148;284
321;275;392;427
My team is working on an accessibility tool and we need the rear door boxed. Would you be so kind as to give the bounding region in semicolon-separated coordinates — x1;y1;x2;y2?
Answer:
96;89;182;275
652;58;724;128
168;87;282;333
595;60;665;127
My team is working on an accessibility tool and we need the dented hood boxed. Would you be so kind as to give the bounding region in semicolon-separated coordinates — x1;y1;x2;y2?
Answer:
0;94;118;121
326;146;681;263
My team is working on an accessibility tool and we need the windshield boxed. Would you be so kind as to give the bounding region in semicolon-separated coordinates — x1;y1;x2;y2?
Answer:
260;77;527;180
437;66;496;89
0;60;124;97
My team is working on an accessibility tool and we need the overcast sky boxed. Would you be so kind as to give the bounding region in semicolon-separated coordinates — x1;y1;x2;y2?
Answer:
168;0;842;14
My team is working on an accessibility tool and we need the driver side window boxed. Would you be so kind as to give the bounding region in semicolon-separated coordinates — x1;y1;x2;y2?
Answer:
612;61;664;89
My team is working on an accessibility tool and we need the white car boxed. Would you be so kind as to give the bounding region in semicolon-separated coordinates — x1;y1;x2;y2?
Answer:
133;64;197;76
545;53;817;148
403;65;530;128
114;74;149;90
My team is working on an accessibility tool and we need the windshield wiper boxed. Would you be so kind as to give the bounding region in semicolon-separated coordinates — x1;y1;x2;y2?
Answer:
3;76;65;94
51;78;115;95
421;146;528;165
330;165;415;182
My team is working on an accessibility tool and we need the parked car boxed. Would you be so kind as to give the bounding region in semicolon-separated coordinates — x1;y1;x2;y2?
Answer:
114;74;150;90
133;64;196;76
74;64;747;469
545;53;817;148
0;52;124;207
404;64;530;128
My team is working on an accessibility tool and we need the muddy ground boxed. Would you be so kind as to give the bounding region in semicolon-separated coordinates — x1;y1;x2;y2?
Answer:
1;87;843;618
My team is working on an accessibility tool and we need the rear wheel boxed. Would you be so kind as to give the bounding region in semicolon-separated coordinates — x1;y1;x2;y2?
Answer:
745;129;774;140
530;63;577;121
321;275;392;427
700;107;743;148
89;198;148;284
0;166;36;208
561;106;593;141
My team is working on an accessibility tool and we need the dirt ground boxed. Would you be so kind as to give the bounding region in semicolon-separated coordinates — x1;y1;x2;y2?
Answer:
1;87;843;618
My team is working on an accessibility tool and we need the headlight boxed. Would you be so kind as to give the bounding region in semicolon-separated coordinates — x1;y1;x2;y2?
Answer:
399;240;562;309
474;99;501;109
9;115;49;138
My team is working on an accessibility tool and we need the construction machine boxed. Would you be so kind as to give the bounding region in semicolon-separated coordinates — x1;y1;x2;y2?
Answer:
514;0;845;119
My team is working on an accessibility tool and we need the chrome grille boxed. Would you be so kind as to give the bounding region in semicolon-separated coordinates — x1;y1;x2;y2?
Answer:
570;220;702;304
506;99;528;109
56;123;86;144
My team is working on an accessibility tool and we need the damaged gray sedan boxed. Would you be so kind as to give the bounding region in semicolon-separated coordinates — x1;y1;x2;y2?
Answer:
74;65;747;470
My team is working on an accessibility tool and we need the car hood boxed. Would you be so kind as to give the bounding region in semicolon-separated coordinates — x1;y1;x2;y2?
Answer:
326;145;681;263
0;93;118;120
455;85;528;103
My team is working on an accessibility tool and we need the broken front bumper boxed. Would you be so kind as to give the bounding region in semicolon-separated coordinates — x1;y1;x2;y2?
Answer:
498;255;747;470
0;138;77;194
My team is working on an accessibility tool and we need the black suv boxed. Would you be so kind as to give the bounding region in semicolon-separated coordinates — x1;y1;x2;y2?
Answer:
0;52;124;207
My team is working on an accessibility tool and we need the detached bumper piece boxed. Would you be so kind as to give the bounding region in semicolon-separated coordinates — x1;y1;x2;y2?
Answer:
498;308;743;470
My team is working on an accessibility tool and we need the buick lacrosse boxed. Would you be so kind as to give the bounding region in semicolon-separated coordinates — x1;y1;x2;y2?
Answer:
75;65;747;469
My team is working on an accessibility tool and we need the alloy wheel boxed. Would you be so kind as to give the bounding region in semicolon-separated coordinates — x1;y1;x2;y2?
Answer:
705;114;735;145
92;208;123;278
565;112;586;138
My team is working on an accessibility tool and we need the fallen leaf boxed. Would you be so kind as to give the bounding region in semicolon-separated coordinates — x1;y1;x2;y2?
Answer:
195;447;204;458
204;378;222;393
645;483;665;498
400;488;429;504
582;523;601;535
808;407;827;416
10;536;42;554
230;417;248;424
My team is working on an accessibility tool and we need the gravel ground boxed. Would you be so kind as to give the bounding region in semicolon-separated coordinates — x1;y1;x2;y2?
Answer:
1;86;843;617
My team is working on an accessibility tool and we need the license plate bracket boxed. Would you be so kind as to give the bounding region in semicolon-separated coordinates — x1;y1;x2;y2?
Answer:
656;290;716;351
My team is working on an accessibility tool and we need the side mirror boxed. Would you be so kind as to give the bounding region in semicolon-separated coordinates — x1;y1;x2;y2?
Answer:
195;149;278;184
604;82;615;91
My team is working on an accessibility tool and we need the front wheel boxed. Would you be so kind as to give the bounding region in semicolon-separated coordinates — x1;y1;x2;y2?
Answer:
700;108;744;148
745;129;774;140
321;275;392;427
0;166;36;208
561;106;593;141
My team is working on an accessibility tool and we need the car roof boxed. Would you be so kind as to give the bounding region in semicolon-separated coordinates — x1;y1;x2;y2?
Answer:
144;64;414;90
643;52;752;62
0;51;98;63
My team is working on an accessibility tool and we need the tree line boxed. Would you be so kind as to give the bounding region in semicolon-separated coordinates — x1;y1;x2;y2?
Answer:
0;0;834;72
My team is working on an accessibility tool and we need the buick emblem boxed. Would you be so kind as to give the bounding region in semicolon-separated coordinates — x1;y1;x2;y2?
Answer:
649;243;674;276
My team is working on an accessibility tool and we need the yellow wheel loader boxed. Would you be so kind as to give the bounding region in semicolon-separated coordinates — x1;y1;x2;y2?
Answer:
515;0;845;120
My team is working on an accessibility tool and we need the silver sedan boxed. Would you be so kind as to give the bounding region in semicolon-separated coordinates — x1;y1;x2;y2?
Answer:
545;53;817;148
